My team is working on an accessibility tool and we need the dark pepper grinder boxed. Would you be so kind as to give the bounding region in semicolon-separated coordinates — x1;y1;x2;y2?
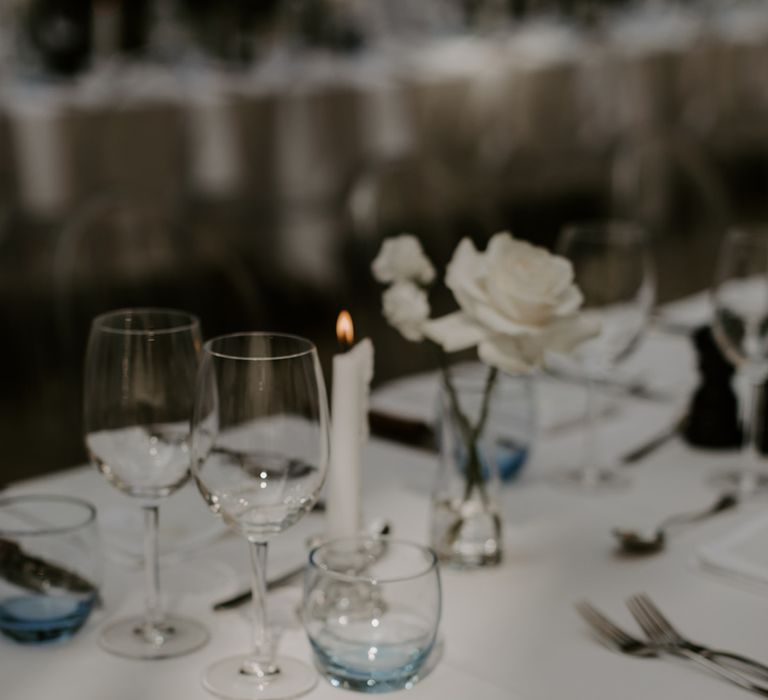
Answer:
683;325;742;449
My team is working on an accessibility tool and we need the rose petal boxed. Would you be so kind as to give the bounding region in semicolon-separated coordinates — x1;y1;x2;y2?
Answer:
477;335;541;374
488;234;572;303
484;232;577;326
541;313;602;353
554;285;583;317
472;298;546;336
423;312;489;352
445;238;489;315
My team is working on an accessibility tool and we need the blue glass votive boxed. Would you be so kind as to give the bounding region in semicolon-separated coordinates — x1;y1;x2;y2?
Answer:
0;495;100;645
0;593;97;644
303;537;441;693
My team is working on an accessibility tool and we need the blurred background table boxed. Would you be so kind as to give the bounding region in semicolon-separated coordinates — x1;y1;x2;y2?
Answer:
3;1;768;482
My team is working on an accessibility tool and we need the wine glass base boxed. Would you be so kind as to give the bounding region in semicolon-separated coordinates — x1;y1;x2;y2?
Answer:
100;614;208;659
708;469;768;495
203;655;317;700
549;467;629;492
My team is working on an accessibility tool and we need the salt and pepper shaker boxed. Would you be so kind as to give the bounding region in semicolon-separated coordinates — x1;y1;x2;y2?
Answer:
683;325;742;449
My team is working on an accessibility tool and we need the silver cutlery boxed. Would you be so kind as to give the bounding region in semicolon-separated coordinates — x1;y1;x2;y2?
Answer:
613;492;739;555
0;537;99;598
576;601;655;658
619;412;688;465
576;601;768;696
627;593;768;680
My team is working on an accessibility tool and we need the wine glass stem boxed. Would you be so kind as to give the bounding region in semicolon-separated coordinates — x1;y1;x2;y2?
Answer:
582;376;604;482
142;504;164;633
242;541;278;678
740;375;764;491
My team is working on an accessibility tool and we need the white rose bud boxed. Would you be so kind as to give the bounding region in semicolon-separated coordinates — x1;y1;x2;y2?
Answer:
371;234;436;285
382;280;431;342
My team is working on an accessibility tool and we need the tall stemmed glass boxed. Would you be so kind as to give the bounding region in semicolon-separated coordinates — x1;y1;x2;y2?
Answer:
84;308;208;658
191;333;329;700
553;221;655;490
711;229;768;493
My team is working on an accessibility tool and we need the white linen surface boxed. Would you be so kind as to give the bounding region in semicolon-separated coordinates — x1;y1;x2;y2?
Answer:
698;514;768;591
7;303;768;700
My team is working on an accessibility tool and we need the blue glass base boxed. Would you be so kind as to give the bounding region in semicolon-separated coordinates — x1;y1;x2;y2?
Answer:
0;594;95;644
498;443;529;481
311;639;434;693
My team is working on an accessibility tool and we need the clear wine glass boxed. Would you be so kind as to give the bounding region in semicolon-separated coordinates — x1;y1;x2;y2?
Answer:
84;308;208;658
552;221;656;490
191;333;330;700
711;229;768;493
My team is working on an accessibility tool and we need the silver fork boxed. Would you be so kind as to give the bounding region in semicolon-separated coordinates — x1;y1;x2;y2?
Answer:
628;593;768;680
575;602;656;658
576;601;768;697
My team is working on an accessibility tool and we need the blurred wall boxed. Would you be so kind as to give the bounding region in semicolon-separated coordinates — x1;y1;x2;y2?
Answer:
2;2;768;481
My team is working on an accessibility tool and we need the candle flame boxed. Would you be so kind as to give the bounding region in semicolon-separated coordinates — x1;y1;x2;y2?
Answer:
336;310;354;350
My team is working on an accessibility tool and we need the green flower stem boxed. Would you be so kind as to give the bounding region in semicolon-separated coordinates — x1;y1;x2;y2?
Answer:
438;353;499;506
474;366;499;443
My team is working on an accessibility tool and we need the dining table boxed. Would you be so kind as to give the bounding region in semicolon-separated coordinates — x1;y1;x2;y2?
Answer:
4;289;768;700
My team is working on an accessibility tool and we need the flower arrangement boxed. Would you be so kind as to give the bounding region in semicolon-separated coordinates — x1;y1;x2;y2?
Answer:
372;232;597;371
372;232;598;565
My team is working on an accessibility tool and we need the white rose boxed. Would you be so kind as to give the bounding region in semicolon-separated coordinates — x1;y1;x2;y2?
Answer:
382;280;431;342
371;234;436;285
424;232;599;372
476;314;602;375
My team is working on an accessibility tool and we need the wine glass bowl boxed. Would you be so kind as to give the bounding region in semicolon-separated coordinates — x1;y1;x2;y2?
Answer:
552;221;655;489
85;309;201;499
561;222;655;371
191;332;330;700
711;229;768;491
83;307;208;659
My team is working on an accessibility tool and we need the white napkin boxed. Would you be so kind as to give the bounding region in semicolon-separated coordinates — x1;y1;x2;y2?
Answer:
697;514;768;590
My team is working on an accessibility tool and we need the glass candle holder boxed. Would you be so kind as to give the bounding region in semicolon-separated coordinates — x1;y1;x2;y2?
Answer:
0;495;100;644
303;537;441;693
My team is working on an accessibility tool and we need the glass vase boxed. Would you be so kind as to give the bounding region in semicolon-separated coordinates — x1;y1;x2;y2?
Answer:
430;365;534;568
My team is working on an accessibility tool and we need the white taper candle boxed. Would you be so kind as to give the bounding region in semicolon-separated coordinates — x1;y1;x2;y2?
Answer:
326;325;373;541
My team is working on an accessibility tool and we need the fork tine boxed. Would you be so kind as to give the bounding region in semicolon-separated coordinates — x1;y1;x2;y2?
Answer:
576;601;634;646
575;603;619;648
634;593;680;637
627;596;675;643
627;596;669;643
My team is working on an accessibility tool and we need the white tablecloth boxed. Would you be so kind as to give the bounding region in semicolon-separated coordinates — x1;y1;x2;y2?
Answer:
5;310;768;700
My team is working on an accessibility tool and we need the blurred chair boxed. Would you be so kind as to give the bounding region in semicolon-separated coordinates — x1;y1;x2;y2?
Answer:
52;192;181;356
53;191;264;353
44;191;263;477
